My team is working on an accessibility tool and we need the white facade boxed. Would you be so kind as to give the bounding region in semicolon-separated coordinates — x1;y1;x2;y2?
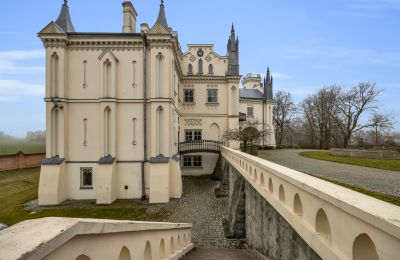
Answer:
37;1;275;205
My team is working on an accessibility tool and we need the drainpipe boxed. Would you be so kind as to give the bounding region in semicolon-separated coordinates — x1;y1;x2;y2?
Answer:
141;33;148;200
262;100;265;147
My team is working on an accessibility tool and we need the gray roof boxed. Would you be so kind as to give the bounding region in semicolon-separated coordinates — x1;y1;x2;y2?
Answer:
55;1;75;33
155;0;169;29
239;89;265;100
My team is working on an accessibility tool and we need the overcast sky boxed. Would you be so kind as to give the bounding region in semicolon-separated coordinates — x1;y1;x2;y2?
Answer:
0;0;399;137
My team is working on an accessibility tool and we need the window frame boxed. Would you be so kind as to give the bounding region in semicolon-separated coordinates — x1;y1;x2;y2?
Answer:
182;155;203;168
207;89;218;103
80;167;93;189
183;89;194;103
247;106;254;118
185;129;202;141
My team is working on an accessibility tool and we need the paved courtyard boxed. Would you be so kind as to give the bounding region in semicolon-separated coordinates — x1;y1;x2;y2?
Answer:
259;149;400;198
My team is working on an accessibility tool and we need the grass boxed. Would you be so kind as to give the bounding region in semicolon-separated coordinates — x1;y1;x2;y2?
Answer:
257;150;400;207
0;139;45;156
300;151;400;172
0;168;171;226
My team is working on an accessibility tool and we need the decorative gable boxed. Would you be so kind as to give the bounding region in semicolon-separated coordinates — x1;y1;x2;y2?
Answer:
148;23;171;35
38;22;66;35
98;49;119;63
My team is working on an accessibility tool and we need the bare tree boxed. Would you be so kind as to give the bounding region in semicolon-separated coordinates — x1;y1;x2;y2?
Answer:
273;91;297;145
301;86;340;150
368;112;394;145
334;82;381;148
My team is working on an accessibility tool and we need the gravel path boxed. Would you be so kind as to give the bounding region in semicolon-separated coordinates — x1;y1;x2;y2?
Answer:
181;248;259;260
258;149;400;198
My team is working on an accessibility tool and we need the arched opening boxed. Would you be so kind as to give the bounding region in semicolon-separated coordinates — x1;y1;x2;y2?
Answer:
198;59;203;74
210;123;220;141
103;60;111;97
353;234;379;260
156;53;163;97
159;239;165;259
50;53;59;97
260;173;265;187
118;246;131;260
268;178;273;193
208;64;213;74
169;236;174;255
315;209;332;241
293;193;303;216
76;255;91;260
156;106;164;155
104;107;111;156
51;108;59;157
188;64;193;74
144;241;152;260
279;185;286;202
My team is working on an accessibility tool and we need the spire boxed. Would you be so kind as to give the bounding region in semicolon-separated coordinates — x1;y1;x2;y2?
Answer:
55;0;75;32
155;0;169;29
231;23;235;33
266;67;271;83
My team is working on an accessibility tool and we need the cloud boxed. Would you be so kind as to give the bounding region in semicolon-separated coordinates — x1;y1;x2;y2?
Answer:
0;79;44;102
0;49;45;76
0;49;44;60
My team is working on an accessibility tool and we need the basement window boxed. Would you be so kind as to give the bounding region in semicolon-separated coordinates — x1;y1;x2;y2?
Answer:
80;167;93;189
183;155;202;168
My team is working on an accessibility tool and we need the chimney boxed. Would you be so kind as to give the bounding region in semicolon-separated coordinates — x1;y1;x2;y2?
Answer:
122;1;138;33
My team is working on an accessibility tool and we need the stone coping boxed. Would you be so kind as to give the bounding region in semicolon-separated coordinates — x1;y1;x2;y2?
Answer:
0;217;192;260
222;147;400;239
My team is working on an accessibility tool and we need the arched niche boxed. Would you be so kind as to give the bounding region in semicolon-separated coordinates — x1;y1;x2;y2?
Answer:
118;246;131;260
144;241;152;260
293;193;303;216
315;208;332;241
279;184;286;202
353;233;379;260
159;239;165;259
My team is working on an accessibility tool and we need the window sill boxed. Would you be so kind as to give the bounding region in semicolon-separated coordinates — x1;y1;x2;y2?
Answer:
80;187;93;190
182;102;196;105
205;102;219;106
182;167;203;169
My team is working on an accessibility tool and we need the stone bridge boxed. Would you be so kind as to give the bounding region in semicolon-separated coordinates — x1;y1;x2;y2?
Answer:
1;146;400;260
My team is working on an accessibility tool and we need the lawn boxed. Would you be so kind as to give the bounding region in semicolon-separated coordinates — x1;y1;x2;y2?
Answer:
0;168;171;226
0;139;45;156
300;151;400;172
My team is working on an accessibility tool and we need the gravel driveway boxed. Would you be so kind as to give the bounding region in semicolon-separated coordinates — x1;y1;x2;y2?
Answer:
258;149;400;198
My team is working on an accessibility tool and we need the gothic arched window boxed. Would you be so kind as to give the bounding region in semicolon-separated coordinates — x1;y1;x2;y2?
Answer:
208;64;214;74
50;53;59;97
188;64;193;74
51;108;59;157
156;53;164;97
198;59;203;74
103;60;112;97
104;107;111;156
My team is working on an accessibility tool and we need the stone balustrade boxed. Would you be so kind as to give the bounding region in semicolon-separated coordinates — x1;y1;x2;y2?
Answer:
221;146;400;260
0;218;193;260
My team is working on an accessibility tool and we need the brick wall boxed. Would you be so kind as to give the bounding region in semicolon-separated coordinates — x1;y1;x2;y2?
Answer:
0;152;45;172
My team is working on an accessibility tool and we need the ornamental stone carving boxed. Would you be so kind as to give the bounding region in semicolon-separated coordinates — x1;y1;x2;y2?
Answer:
184;119;202;126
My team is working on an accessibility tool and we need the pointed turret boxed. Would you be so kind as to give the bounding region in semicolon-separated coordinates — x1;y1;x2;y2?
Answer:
55;0;75;33
264;67;273;100
227;23;239;75
154;0;169;29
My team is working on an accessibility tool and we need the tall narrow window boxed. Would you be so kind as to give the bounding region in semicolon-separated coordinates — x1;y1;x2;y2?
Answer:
104;107;111;156
208;64;214;74
207;89;218;103
50;53;59;97
83;118;88;147
198;59;203;74
132;118;137;145
156;106;164;155
156;53;163;97
247;106;254;118
184;89;194;103
51;108;59;157
132;61;136;87
83;61;87;88
103;60;111;97
188;64;193;74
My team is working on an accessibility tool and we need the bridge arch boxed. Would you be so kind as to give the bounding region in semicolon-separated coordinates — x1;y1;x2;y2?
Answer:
118;246;131;260
159;239;165;259
353;233;379;260
279;184;286;202
316;208;331;242
293;193;303;216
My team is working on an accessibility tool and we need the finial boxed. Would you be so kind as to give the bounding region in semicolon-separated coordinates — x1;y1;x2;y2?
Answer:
64;0;68;6
161;0;164;6
231;23;235;32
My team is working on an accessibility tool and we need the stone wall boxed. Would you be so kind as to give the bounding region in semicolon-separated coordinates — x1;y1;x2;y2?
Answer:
224;158;321;260
331;148;400;159
0;152;45;172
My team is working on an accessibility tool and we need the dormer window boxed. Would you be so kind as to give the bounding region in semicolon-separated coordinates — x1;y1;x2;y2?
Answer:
188;64;193;74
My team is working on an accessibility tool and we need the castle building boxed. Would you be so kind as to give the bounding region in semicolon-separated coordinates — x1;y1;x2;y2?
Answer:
38;0;275;205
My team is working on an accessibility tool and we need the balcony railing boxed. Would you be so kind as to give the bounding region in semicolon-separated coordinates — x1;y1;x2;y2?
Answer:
179;140;224;155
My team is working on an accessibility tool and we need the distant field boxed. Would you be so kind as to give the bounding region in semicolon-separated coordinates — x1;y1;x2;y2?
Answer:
0;139;45;156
